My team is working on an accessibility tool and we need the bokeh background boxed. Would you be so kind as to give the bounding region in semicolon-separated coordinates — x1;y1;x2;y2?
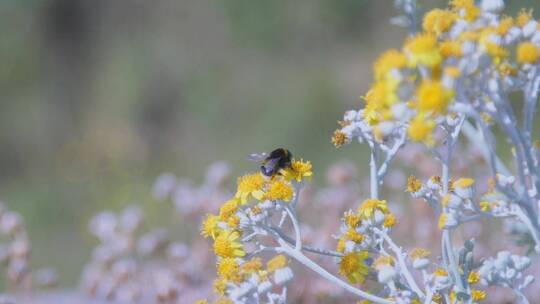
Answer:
1;0;539;288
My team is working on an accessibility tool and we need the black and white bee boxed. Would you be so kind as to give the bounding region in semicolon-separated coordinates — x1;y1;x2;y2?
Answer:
248;148;293;177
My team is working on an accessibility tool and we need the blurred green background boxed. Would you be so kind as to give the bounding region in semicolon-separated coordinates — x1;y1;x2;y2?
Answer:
0;0;539;287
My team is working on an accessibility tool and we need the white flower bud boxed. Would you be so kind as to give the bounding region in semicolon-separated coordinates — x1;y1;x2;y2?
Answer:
480;0;504;13
274;267;293;285
523;21;538;38
413;258;430;270
377;265;397;284
373;210;386;225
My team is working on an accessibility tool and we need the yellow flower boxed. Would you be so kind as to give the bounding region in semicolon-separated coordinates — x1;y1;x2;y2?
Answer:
496;17;514;35
201;214;221;239
383;214;397;227
438;213;448;230
241;257;263;274
406;175;423;193
434;268;448;276
423;9;456;36
267;254;288;272
336;238;346;253
332;129;348;147
213;230;245;258
194;300;208;304
344;228;365;243
439;40;463;58
416;80;453;115
215;299;233;304
408;116;436;146
471;289;486;301
454;177;475;188
450;0;480;22
281;159;313;182
217;258;243;283
219;198;239;220
373;49;407;81
516;9;533;27
404;33;442;68
358;199;389;219
517;42;540;64
236;173;266;204
213;278;227;296
339;251;370;284
479;201;491;212
410;248;431;260
468;271;480;284
265;180;294;202
344;210;361;228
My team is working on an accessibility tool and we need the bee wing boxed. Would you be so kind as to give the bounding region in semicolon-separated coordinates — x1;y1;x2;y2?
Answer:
247;152;268;162
261;157;280;175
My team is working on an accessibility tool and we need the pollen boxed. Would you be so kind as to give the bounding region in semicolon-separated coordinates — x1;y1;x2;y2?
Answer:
439;40;463;58
453;177;475;188
471;289;486;301
217;258;243;283
410;248;431;259
468;271;481;284
404;33;442;68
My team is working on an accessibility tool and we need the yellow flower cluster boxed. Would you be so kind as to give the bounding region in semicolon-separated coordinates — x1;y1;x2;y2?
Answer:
201;157;313;300
333;0;540;147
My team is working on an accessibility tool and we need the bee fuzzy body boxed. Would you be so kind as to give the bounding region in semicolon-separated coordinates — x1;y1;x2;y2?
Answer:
257;148;293;177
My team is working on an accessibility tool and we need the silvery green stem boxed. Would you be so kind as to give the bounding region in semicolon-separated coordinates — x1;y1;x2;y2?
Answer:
283;204;302;251
373;227;425;298
277;240;394;304
371;149;379;199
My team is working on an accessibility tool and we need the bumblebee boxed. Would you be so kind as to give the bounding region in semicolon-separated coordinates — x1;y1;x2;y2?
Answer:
248;148;293;177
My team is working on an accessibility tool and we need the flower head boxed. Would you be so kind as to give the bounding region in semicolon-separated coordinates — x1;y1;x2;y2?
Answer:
404;34;442;68
281;159;313;182
517;42;540;64
265;180;294;202
213;230;245;258
358;199;389;219
236;173;266;204
339;251;370;284
201;214;221;239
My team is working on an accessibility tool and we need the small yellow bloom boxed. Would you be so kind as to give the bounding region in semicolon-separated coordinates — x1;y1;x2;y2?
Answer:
468;271;481;284
219;199;239;220
241;257;263;274
383;213;397;227
344;210;362;228
517;42;540;64
215;299;233;304
406;175;423;193
479;201;491;212
339;251;370;284
434;268;448;277
373;49;407;81
281;159;313;182
471;289;486;301
194;300;208;304
410;248;431;260
450;0;480;22
454;177;475;188
496;17;514;35
516;9;533;27
358;199;389;219
416;80;453;115
438;213;448;230
236;173;266;204
439;40;463;58
408;116;436;146
201;214;221;239
332;129;348;147
217;258;243;283
213;278;227;296
404;33;442;68
267;255;288;272
423;9;456;36
265;180;294;202
336;238;346;253
344;228;365;243
213;230;245;258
